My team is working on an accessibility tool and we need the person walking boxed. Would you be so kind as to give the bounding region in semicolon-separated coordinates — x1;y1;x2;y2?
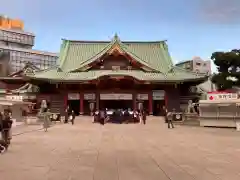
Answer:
43;109;51;132
162;106;168;123
71;110;75;125
167;109;174;129
65;106;72;124
64;107;69;124
0;112;4;140
0;112;6;153
99;109;106;125
133;110;139;123
138;110;142;124
142;110;147;125
0;112;7;153
1;111;13;147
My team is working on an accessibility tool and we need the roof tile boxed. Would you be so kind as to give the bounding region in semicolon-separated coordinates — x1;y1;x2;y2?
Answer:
26;35;208;83
27;69;207;82
59;35;172;73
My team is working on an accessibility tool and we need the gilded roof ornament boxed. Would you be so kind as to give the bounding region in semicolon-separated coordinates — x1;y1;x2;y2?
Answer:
113;33;120;42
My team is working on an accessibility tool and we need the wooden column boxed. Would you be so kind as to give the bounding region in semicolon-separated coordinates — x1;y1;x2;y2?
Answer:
96;91;99;111
80;92;84;115
148;91;153;115
64;93;68;110
164;91;168;109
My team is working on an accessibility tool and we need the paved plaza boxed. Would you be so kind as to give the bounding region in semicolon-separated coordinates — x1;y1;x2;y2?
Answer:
1;117;240;180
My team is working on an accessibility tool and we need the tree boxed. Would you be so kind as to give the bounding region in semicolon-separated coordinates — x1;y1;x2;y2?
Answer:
211;49;240;90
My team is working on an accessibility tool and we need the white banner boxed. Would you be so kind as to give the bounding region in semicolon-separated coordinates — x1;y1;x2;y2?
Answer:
153;90;165;100
84;93;96;100
207;93;238;101
6;95;23;101
23;95;36;100
68;93;79;100
137;94;148;100
100;93;132;100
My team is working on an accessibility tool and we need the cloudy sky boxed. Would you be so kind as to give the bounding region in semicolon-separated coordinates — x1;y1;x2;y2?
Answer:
1;0;240;72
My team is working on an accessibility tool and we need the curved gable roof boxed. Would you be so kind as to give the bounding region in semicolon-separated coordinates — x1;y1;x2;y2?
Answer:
58;35;173;73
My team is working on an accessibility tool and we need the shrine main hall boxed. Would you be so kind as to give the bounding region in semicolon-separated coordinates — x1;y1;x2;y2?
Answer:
23;35;207;115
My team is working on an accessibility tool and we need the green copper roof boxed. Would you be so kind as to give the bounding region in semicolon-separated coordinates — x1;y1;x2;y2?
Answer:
59;35;173;73
23;35;208;83
26;68;207;83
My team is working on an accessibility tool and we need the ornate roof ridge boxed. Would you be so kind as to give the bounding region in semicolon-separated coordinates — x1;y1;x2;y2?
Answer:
61;39;167;44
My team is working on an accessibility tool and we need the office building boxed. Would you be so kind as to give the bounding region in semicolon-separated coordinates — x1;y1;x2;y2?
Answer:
175;57;211;75
0;16;58;75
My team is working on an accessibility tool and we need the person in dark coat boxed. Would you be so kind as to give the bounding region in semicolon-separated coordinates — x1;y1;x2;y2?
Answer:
116;109;122;124
0;113;7;153
99;109;106;125
142;110;147;125
64;106;70;123
162;106;168;123
0;112;4;141
1;112;13;146
71;110;75;125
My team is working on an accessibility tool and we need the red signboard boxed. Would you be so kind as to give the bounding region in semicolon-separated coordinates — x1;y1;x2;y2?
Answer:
207;91;238;101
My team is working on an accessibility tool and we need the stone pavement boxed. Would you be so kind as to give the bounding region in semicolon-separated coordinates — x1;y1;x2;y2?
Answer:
1;117;240;180
11;124;43;136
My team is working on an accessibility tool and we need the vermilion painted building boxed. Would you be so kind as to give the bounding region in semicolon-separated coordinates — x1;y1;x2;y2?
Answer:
22;35;207;115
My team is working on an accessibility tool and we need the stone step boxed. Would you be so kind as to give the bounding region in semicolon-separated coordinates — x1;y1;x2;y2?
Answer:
183;120;200;126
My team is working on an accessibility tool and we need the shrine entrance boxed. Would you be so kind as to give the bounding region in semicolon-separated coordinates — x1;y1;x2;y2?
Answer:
68;100;80;115
152;90;165;116
99;93;133;110
100;100;132;110
67;93;80;115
